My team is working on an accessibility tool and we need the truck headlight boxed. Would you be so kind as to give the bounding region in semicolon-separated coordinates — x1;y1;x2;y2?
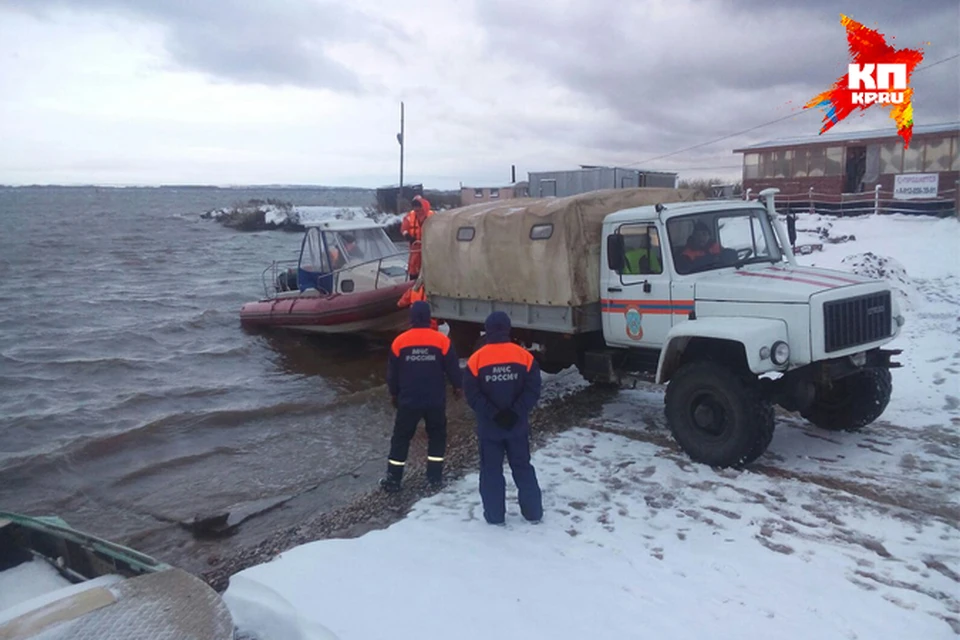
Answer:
771;341;790;365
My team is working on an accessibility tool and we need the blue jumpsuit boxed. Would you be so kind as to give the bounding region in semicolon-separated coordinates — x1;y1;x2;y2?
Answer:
463;311;543;524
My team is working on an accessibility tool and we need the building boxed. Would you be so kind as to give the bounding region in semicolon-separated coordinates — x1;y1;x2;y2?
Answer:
733;122;959;198
459;182;529;206
527;166;678;198
375;184;423;214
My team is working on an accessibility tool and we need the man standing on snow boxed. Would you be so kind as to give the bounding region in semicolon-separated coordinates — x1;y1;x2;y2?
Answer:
381;301;462;492
463;311;543;525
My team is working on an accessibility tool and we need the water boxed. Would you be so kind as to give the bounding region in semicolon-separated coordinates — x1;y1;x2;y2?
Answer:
0;186;402;573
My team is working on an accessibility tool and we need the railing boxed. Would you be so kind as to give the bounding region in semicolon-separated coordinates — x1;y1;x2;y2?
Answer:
742;186;958;217
261;259;299;298
259;251;411;299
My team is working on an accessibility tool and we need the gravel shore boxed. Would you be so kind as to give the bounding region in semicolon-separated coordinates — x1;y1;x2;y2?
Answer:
201;383;616;592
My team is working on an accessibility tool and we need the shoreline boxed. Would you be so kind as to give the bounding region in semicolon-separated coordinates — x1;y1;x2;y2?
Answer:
200;382;616;592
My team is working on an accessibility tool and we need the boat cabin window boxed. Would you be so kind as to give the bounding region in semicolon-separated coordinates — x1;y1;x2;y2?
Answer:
301;227;330;273
322;227;397;270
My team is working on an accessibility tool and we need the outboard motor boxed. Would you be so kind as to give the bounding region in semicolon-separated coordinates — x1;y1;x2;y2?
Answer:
277;268;298;292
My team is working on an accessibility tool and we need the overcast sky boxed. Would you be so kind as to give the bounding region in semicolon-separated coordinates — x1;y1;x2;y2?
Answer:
0;0;957;189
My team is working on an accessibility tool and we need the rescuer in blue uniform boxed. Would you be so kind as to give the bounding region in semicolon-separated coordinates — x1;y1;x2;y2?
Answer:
463;311;543;524
381;301;462;492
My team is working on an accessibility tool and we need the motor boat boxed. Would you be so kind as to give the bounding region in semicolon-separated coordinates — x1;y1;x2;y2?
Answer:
0;511;234;639
240;220;415;335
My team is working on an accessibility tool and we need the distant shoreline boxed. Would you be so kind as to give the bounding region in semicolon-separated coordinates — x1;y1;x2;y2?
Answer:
0;184;377;190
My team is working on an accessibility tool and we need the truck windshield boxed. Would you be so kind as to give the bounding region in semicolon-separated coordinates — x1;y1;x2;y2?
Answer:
667;209;782;275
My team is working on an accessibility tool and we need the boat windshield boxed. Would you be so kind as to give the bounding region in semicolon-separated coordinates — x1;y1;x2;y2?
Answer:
323;227;399;270
667;208;783;275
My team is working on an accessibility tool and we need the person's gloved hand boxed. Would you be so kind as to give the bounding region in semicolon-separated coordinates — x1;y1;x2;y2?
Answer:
391;396;398;409
494;409;518;430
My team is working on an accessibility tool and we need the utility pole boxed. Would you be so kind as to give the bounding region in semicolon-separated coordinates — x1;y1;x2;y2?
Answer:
396;101;404;214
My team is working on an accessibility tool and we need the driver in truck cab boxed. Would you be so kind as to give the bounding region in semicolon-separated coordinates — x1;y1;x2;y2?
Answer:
677;221;721;273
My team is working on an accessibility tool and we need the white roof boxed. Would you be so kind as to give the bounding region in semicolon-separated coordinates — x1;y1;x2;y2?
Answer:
734;121;960;152
605;199;764;224
303;219;386;231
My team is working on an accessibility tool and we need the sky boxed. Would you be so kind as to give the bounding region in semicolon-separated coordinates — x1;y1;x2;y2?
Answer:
0;0;957;189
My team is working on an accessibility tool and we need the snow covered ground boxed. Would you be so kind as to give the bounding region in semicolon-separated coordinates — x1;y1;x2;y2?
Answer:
223;213;960;640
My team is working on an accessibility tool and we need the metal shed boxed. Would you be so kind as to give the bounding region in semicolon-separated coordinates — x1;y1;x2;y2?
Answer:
527;166;677;198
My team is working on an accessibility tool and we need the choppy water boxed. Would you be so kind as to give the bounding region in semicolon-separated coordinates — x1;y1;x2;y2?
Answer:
0;186;404;572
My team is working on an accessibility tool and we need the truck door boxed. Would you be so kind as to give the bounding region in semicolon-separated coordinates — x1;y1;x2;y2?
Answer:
602;223;680;349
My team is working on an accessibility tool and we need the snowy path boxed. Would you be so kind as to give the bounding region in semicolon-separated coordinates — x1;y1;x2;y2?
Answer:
225;423;958;640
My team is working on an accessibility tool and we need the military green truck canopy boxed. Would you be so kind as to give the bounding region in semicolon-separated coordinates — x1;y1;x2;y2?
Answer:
422;187;702;307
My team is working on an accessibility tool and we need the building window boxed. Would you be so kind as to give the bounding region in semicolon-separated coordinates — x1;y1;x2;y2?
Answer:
808;148;826;177
490;188;500;199
825;147;843;176
530;224;553;240
793;149;809;178
744;153;759;179
759;151;776;178
474;188;484;198
922;138;951;172
457;226;475;241
774;150;792;178
880;142;902;174
903;144;923;173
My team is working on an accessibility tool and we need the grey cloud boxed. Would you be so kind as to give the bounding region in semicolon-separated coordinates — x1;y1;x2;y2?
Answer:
0;0;403;91
475;0;959;164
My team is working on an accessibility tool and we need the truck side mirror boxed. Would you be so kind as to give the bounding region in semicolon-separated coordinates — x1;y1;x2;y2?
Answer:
606;234;625;273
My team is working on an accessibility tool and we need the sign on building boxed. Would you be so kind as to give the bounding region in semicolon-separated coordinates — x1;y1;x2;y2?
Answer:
893;173;939;199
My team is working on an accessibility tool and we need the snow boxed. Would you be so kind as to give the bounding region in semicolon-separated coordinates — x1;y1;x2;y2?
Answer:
0;560;70;614
294;206;400;226
224;212;960;640
788;213;960;428
263;205;290;227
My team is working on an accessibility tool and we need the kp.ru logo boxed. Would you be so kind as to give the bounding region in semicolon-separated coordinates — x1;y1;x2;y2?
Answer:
848;63;906;105
805;15;925;148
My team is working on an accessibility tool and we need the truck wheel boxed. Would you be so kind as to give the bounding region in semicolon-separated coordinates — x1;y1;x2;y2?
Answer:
800;368;892;432
664;361;775;468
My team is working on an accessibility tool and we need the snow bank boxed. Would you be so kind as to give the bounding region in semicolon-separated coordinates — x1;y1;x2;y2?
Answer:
791;213;960;428
224;427;957;640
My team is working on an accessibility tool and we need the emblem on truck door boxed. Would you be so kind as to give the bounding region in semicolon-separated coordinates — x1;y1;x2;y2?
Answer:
625;307;644;341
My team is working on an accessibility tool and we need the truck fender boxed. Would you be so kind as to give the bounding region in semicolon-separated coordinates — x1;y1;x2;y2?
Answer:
656;317;790;384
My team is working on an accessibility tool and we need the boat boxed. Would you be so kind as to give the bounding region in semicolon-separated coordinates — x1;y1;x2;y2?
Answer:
0;511;234;639
240;219;415;335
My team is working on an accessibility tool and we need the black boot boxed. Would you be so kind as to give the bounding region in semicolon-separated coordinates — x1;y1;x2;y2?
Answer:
379;463;403;493
426;459;444;489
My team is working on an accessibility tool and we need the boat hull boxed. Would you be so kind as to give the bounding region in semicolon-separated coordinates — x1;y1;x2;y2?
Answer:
239;281;414;335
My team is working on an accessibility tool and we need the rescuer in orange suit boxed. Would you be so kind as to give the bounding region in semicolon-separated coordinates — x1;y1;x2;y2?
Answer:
397;276;438;330
401;195;434;280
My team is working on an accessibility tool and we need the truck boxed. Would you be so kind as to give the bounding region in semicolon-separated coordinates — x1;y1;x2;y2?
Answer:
421;187;904;468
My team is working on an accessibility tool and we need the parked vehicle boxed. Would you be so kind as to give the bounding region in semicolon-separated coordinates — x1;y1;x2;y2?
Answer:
422;187;903;468
0;511;234;639
240;220;414;335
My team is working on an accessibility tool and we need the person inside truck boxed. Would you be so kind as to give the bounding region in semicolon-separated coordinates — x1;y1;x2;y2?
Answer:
676;221;721;274
622;228;663;275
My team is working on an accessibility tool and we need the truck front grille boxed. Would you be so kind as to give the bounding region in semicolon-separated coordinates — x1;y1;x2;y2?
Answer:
823;291;892;353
